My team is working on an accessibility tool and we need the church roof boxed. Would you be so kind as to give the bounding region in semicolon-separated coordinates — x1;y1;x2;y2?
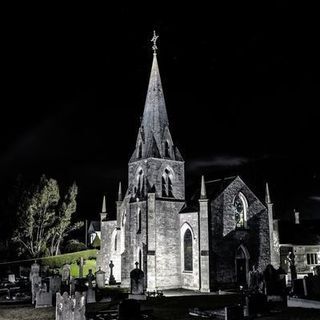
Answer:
88;221;101;232
129;36;183;163
278;220;320;245
180;176;237;213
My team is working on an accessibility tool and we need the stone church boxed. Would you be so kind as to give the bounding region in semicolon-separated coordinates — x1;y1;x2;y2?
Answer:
97;34;278;291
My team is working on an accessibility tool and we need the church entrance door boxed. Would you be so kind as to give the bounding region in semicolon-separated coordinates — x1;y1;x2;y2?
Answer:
235;246;249;286
236;258;247;285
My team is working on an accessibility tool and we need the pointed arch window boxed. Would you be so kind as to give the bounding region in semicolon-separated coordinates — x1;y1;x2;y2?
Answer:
114;234;117;251
184;229;193;272
234;192;248;229
164;141;170;158
162;168;174;198
138;248;142;270
136;169;144;198
137;209;141;234
137;143;142;159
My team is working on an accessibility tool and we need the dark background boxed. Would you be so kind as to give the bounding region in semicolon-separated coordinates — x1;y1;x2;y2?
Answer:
1;3;319;233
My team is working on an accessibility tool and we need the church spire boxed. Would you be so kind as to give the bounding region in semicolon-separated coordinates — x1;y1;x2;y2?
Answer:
265;182;272;204
200;175;207;199
102;195;106;213
130;32;183;163
118;181;122;201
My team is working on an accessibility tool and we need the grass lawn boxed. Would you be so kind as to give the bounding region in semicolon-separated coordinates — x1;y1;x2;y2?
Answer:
69;259;96;278
0;305;55;320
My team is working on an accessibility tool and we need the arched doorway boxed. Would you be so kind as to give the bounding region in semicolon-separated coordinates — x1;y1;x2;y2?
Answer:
235;245;249;286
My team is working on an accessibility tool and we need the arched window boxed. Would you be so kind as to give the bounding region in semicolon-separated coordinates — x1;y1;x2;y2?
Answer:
137;143;142;159
164;141;170;157
138;249;142;270
114;234;117;251
137;209;141;234
162;168;174;198
184;229;193;271
136;169;144;197
234;192;248;228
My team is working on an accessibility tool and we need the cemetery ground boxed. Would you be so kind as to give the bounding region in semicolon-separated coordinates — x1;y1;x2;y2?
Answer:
1;294;320;319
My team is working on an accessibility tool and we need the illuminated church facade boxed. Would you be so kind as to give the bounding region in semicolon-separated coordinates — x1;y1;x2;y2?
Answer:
97;33;278;291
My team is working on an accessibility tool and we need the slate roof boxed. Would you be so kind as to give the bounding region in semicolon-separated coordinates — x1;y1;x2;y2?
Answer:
180;176;237;213
89;221;101;232
278;220;320;245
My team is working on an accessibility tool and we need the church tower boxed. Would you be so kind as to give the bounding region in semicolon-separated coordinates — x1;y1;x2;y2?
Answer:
119;31;185;290
128;31;184;201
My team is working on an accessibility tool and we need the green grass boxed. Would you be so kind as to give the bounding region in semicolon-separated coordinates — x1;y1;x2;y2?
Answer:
40;249;98;269
69;259;96;278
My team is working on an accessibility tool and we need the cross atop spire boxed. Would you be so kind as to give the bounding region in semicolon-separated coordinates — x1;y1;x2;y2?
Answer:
151;30;159;54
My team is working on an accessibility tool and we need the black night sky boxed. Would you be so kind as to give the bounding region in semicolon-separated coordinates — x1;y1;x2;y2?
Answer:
1;3;319;228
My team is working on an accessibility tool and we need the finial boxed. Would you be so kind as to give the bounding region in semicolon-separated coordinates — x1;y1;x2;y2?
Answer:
200;175;207;199
151;30;159;54
102;195;106;213
118;182;122;201
265;182;271;204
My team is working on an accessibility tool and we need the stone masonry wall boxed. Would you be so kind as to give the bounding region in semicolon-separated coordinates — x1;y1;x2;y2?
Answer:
209;177;270;289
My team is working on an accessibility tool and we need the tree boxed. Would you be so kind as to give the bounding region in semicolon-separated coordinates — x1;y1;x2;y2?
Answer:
48;182;83;256
12;175;83;258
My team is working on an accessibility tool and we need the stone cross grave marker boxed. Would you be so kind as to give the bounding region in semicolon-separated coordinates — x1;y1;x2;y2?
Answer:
109;260;116;285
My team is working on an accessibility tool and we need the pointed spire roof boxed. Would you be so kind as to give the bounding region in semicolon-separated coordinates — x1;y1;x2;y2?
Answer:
118;182;122;201
265;182;272;204
130;32;183;163
141;52;169;151
102;195;106;213
200;175;207;199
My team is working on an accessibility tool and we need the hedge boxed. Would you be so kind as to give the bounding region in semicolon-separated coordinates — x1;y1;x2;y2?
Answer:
40;249;98;269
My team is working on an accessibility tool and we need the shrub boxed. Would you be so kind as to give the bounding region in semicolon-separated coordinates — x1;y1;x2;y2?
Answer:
63;239;87;253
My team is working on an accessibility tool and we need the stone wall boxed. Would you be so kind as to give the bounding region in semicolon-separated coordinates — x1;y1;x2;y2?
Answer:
209;177;270;289
179;211;200;290
97;220;117;279
128;158;185;200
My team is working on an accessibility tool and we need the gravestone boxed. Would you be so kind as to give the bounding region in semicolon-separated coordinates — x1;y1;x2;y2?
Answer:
50;274;62;294
86;269;96;303
263;265;287;311
109;260;116;285
30;261;41;305
56;292;74;320
8;274;15;283
61;264;71;294
248;265;263;293
128;262;146;300
95;267;106;289
74;291;86;320
35;283;52;308
62;264;71;283
78;257;84;278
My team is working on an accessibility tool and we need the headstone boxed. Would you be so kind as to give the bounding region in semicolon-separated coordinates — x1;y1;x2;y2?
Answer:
30;261;42;305
263;265;287;311
56;292;74;320
62;264;71;283
78;257;84;278
109;260;116;285
50;274;62;294
95;267;106;289
35;283;53;308
86;269;95;289
248;265;263;293
128;262;146;300
73;291;86;320
8;274;15;283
